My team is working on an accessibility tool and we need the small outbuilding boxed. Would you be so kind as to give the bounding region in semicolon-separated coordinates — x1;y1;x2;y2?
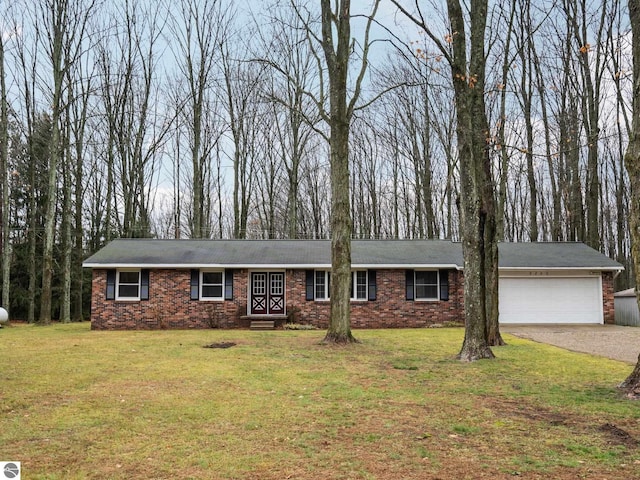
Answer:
614;288;640;327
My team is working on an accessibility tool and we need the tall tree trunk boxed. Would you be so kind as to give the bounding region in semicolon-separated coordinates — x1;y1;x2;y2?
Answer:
570;0;607;250
40;24;64;324
0;32;10;315
420;86;436;239
448;0;497;359
16;28;39;323
532;39;561;241
620;0;640;398
521;49;538;241
392;131;400;239
59;139;72;323
317;0;379;342
392;0;498;358
222;45;260;240
39;0;97;321
72;76;90;321
59;70;74;324
496;0;515;241
320;0;356;343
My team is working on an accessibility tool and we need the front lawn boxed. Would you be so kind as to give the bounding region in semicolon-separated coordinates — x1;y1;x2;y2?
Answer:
1;323;638;479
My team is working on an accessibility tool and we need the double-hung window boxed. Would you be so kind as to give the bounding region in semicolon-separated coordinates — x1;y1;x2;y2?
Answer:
315;270;330;300
117;270;141;300
314;270;368;301
351;270;368;301
201;271;224;300
415;270;439;301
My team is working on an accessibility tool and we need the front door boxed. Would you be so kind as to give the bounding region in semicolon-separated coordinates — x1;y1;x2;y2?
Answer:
250;272;285;315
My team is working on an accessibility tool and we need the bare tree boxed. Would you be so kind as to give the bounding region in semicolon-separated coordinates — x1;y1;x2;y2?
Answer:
10;3;40;323
59;110;73;323
299;146;330;239
168;0;230;239
620;0;640;398
38;0;67;324
567;0;610;250
37;0;97;324
350;117;385;239
392;0;500;358
377;56;438;239
95;0;169;239
220;39;264;239
318;0;380;343
0;22;11;315
70;49;94;321
605;1;633;288
254;108;284;238
513;0;539;241
531;10;562;241
257;5;320;239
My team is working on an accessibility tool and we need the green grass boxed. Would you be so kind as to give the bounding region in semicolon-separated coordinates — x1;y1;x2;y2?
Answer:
0;323;638;479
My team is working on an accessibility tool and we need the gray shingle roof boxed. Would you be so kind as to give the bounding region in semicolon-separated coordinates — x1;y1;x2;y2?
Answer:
498;242;622;269
83;239;622;271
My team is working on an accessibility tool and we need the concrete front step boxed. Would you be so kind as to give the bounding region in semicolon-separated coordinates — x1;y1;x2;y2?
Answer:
250;320;276;330
241;315;287;330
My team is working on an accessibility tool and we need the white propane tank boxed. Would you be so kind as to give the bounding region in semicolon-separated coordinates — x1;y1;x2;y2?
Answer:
0;307;8;325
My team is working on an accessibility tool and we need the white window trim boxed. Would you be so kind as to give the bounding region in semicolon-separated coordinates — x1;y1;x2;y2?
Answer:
116;268;141;301
415;269;440;302
314;270;368;301
314;270;330;301
351;270;368;301
200;270;225;301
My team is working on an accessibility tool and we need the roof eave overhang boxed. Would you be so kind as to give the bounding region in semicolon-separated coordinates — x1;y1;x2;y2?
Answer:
82;262;464;270
83;263;622;272
498;266;624;272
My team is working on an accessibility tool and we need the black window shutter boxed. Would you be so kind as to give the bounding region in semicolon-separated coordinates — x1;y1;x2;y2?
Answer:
439;270;449;301
106;269;116;300
140;269;150;300
224;269;234;300
405;269;415;301
305;270;314;300
368;270;377;301
190;269;199;300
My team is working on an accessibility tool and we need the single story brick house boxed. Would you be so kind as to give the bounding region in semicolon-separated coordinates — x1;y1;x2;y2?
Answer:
82;239;622;330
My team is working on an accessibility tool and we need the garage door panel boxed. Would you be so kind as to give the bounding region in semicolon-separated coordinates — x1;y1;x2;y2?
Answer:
499;277;602;324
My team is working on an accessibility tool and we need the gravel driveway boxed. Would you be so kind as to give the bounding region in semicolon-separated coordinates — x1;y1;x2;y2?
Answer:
501;324;640;364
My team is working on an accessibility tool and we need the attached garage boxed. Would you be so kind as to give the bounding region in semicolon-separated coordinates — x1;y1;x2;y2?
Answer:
499;274;603;324
497;242;622;325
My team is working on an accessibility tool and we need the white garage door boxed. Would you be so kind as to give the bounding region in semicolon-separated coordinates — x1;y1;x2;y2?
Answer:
499;276;603;324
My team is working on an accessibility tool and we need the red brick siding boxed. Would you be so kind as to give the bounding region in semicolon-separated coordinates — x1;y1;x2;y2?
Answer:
602;271;615;325
91;269;248;330
287;270;464;328
90;268;614;329
91;268;464;330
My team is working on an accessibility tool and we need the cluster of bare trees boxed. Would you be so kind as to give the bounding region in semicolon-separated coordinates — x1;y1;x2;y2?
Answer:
0;0;635;323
